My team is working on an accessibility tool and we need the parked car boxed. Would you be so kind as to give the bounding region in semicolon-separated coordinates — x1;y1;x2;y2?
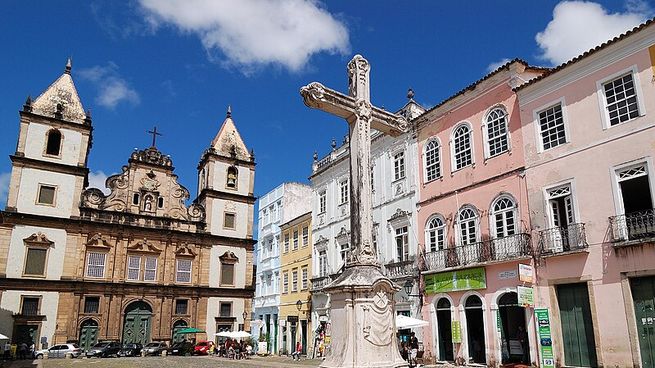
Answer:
35;343;82;359
193;341;214;355
118;343;143;357
143;341;168;356
168;341;194;356
85;341;122;358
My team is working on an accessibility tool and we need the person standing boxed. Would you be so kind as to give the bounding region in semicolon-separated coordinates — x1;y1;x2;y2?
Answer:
409;332;419;366
18;342;27;360
291;341;302;361
3;341;10;360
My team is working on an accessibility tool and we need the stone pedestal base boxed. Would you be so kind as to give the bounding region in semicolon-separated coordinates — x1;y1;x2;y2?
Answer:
321;265;407;368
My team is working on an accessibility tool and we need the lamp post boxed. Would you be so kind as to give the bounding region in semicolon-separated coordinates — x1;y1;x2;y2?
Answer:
242;311;248;332
404;279;423;307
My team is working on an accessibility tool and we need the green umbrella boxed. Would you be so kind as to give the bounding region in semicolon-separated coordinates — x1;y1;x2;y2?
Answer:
176;327;205;334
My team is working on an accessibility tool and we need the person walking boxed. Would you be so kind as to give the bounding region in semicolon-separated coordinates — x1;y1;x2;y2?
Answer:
18;342;27;360
291;341;302;361
409;332;419;367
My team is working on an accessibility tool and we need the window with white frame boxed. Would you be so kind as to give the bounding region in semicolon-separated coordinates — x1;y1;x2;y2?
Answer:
395;226;409;262
485;108;509;157
175;258;192;283
547;184;576;228
319;191;326;213
284;233;290;253
301;267;308;290
371;166;375;191
86;252;106;278
491;196;516;238
127;255;140;280
340;180;349;204
293;230;299;250
538;104;567;150
263;208;269;225
453;125;473;170
457;207;479;245
340;242;350;262
424;139;441;181
283;272;289;293
144;256;157;281
603;73;640;126
319;250;328;277
292;270;298;292
394;151;406;180
271;205;278;223
302;226;309;247
616;164;653;215
426;216;446;252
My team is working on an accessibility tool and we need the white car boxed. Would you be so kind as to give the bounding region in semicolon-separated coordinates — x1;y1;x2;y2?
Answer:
35;343;82;359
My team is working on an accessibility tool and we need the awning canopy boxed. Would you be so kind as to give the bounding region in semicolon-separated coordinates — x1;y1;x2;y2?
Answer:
176;327;205;334
396;315;429;329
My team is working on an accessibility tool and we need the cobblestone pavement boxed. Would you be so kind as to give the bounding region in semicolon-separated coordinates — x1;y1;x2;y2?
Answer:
1;356;323;368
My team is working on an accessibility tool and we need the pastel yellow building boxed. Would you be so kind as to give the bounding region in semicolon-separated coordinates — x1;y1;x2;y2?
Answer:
278;211;312;356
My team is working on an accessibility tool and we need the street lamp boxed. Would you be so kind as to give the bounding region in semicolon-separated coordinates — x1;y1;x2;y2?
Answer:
296;300;303;311
403;279;423;306
243;311;248;321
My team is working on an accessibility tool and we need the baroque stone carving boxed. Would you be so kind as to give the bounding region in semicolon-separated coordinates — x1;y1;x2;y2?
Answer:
130;147;173;168
86;233;112;248
175;243;197;257
362;290;394;346
300;82;326;107
128;238;162;253
23;233;55;247
219;251;239;264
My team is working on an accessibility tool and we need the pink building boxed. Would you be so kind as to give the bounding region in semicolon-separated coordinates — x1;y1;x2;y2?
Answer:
517;20;655;368
416;61;545;366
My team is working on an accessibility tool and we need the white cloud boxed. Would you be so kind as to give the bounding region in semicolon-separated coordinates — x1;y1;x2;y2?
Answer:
0;172;10;207
139;0;350;73
536;1;651;65
88;171;111;195
79;63;140;109
487;58;511;73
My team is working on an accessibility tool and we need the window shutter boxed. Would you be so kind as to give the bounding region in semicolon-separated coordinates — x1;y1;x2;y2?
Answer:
24;248;47;276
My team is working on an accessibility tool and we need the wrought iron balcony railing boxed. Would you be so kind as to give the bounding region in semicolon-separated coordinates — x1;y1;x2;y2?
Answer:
609;209;655;242
383;257;418;279
424;233;531;271
538;223;588;254
310;275;333;291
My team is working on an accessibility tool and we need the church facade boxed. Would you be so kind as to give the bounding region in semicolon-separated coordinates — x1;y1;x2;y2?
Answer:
0;61;256;351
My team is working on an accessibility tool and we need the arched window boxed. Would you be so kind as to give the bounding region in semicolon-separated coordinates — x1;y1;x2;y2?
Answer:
426;215;446;252
485;108;509;157
45;129;62;156
457;206;479;245
226;166;238;189
424;139;441;182
491;196;516;238
452;125;473;170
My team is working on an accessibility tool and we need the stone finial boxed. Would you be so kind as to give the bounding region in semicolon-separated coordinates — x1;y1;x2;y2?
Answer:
65;57;72;74
313;151;318;161
407;88;415;100
84;109;92;125
227;105;232;118
331;138;337;150
250;148;255;161
23;95;33;112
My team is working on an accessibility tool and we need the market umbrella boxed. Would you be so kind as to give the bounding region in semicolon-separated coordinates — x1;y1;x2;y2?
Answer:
176;327;205;334
231;331;251;339
395;315;429;330
215;331;232;337
0;333;8;340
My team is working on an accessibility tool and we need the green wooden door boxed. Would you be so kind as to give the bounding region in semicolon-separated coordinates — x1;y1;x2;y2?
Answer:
122;302;152;345
79;321;98;352
557;283;597;367
172;320;188;343
631;276;655;368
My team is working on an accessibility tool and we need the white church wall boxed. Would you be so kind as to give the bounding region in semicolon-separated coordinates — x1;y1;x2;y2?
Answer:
209;198;249;238
205;297;246;336
208;245;248;288
23;122;83;166
16;168;76;218
211;162;252;197
0;291;60;345
6;225;68;280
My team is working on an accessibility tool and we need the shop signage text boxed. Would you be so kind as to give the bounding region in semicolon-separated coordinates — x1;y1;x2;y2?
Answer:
535;308;555;368
424;267;486;294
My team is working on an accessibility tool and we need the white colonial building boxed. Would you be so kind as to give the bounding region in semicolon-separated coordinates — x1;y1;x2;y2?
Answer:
253;182;312;354
309;91;425;347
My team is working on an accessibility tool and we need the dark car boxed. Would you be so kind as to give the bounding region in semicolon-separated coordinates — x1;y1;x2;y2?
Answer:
168;341;194;356
118;343;143;357
143;341;168;356
85;341;122;358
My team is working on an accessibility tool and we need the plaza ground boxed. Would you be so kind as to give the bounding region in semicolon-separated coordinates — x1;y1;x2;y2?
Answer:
0;356;325;368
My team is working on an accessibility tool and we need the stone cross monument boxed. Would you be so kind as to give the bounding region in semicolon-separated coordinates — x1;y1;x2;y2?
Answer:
300;55;409;368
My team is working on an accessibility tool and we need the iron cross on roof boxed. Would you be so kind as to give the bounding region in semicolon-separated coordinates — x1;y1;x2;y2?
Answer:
147;126;162;147
300;55;408;267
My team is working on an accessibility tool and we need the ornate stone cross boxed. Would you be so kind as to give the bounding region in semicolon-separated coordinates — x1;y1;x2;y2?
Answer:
147;126;162;147
301;55;408;267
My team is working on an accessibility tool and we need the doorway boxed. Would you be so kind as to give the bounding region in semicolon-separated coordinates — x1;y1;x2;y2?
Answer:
557;283;597;367
290;321;297;354
172;320;188;343
465;295;486;364
301;320;307;355
436;298;454;361
498;292;529;364
631;276;655;368
122;301;152;345
79;319;98;352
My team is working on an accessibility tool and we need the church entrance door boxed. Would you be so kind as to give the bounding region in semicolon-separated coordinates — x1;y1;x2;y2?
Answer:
122;301;152;345
172;320;188;344
79;319;98;352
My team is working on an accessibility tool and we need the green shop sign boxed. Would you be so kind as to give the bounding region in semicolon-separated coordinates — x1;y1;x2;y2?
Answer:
535;308;555;368
424;267;486;294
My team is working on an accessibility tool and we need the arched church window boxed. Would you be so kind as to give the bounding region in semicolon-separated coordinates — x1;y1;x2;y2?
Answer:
226;166;238;189
132;193;140;205
158;197;164;209
45;129;62;156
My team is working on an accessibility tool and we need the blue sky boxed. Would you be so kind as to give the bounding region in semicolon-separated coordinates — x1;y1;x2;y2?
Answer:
0;0;652;209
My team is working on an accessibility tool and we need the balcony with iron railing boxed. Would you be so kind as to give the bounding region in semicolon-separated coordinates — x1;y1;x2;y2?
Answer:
609;209;655;244
538;223;588;255
383;257;418;279
310;274;337;291
424;233;532;272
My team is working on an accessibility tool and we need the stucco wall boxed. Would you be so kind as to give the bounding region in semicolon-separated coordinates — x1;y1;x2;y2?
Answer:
16;168;77;218
6;225;67;279
0;290;60;346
